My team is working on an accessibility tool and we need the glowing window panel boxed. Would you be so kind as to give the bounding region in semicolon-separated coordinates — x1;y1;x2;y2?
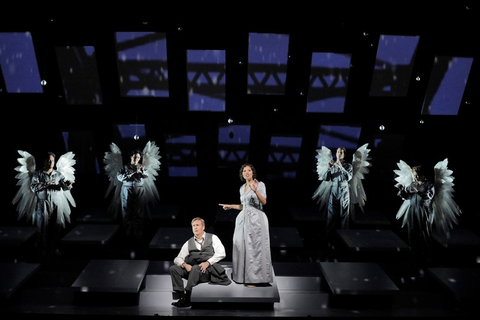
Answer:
316;124;362;151
267;135;302;179
422;56;473;115
0;32;42;93
165;134;197;177
218;124;251;166
247;32;289;95
306;52;351;113
369;34;419;97
117;124;146;139
115;31;169;97
187;49;226;112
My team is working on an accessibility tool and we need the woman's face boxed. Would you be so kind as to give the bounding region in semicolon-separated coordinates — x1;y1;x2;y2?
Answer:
242;165;253;181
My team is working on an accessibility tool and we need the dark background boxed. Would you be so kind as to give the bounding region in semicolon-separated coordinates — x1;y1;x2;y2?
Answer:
1;3;478;233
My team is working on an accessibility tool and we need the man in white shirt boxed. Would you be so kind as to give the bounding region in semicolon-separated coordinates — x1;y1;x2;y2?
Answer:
170;217;231;308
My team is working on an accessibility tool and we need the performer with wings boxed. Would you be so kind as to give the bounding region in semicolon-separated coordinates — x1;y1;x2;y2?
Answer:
12;150;76;258
394;158;462;260
312;144;371;241
103;141;161;245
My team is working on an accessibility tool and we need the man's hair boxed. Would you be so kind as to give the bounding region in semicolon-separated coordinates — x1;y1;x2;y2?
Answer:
413;165;426;179
130;150;142;157
191;217;205;226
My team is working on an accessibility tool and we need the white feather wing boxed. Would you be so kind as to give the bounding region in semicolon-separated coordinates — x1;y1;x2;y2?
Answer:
393;160;413;227
314;147;332;181
53;151;77;228
349;143;372;214
56;151;76;183
12;150;37;224
142;141;161;208
431;158;462;237
393;160;413;191
103;142;123;219
312;147;333;216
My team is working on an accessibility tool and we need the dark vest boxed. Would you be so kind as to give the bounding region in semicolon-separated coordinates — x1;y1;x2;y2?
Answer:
185;233;214;265
183;232;232;286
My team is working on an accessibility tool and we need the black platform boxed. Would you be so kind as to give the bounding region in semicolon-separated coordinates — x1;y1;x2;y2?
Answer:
71;259;150;305
76;207;115;223
0;262;41;300
0;226;36;248
432;227;480;248
0;226;37;262
428;267;480;304
336;229;410;252
140;263;280;309
61;223;120;245
320;261;399;308
190;265;280;308
270;226;304;249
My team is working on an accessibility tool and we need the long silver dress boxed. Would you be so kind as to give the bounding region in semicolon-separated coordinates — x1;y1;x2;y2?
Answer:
231;181;273;284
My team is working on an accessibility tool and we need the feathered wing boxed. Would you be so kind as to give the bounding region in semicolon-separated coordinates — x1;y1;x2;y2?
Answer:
430;158;462;238
393;160;414;228
103;142;124;220
312;147;333;218
12;150;37;224
53;151;77;228
142;141;161;217
349;143;372;218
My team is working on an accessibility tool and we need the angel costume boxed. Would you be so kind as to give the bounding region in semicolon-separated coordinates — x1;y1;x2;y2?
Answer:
12;151;76;256
394;159;462;257
398;166;435;254
313;144;371;240
232;180;273;285
323;156;353;236
104;141;161;242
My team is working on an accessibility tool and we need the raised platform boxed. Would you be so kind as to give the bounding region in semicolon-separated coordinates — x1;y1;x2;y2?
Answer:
336;229;410;252
141;264;280;309
320;261;399;308
190;265;280;307
0;262;41;300
71;259;150;305
0;226;37;247
76;207;115;223
61;223;120;245
0;226;37;262
428;267;480;304
432;228;480;248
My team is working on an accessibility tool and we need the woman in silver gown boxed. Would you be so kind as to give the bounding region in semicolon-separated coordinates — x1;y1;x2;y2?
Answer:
219;163;273;286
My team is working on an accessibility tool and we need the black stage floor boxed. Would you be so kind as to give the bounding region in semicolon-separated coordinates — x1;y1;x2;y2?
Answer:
1;205;480;318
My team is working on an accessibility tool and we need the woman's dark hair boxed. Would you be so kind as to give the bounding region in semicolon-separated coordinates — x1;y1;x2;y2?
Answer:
239;163;256;181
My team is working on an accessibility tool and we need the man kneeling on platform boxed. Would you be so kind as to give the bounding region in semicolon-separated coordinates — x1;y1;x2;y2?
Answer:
170;217;231;308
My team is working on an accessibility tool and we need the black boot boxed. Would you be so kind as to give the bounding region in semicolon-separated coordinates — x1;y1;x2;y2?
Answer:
172;290;191;308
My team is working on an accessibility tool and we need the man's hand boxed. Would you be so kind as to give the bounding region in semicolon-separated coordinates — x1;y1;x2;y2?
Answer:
200;261;210;273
